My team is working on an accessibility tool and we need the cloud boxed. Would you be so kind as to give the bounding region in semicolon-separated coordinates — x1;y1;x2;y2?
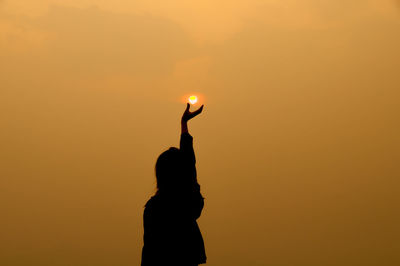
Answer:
0;5;195;79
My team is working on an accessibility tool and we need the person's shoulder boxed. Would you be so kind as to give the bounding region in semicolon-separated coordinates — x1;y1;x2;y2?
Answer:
144;195;166;220
144;195;162;209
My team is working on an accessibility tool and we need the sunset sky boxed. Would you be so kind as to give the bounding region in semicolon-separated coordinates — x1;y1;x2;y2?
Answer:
1;1;400;265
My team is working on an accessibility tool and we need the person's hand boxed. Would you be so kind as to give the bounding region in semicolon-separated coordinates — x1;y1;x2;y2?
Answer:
181;103;204;123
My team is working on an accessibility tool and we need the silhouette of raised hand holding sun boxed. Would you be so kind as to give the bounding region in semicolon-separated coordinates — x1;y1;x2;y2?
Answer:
182;103;204;123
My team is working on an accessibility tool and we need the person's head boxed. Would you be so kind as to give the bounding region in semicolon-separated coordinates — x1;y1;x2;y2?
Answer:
155;147;188;194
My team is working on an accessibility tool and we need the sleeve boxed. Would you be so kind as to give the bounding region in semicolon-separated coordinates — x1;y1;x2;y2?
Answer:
179;132;204;219
180;132;197;182
180;132;196;165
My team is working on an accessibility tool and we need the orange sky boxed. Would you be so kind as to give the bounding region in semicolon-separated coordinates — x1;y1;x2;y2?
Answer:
1;1;400;265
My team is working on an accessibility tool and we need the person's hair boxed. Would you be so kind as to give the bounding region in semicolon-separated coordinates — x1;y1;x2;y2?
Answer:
155;147;188;194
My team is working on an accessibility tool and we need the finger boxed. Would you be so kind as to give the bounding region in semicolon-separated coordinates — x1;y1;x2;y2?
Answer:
194;105;204;115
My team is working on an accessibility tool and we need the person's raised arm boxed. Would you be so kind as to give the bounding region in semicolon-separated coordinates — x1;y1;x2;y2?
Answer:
180;103;205;218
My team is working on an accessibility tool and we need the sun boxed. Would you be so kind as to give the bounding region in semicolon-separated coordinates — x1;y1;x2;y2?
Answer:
188;95;198;104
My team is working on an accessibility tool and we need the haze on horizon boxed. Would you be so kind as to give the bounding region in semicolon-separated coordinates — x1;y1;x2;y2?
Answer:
1;1;399;265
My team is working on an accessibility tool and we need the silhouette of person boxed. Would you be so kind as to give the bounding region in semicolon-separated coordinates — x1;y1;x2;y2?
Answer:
141;103;207;266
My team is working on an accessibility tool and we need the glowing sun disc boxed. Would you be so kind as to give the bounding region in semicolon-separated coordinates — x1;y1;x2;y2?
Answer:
188;95;198;104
